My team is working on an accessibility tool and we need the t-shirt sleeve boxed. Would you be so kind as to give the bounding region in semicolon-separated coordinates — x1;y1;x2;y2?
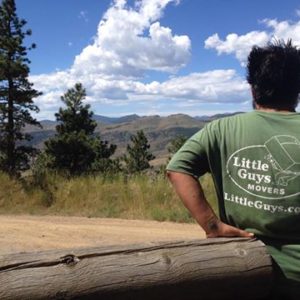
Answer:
166;126;211;178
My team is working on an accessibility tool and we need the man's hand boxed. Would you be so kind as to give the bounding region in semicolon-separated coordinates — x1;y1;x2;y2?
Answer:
206;217;254;238
167;171;254;239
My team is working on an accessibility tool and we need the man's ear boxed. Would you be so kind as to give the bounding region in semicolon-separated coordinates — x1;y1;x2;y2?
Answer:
251;87;256;99
251;87;258;109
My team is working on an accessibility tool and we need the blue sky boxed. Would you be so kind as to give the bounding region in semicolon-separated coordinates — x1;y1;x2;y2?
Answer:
16;0;300;120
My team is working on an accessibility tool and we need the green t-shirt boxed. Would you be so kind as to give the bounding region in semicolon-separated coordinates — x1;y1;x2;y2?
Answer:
167;110;300;283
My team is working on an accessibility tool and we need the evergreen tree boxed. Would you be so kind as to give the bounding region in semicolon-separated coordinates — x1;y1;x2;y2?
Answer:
44;83;116;176
55;83;96;136
167;135;187;161
91;139;120;174
0;0;41;176
123;130;155;174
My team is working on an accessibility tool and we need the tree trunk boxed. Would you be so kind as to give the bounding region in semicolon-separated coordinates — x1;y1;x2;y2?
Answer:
7;76;15;176
0;238;273;300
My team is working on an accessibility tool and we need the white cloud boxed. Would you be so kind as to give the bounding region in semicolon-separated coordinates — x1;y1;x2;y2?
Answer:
205;18;300;65
264;18;300;42
31;68;250;119
30;0;194;119
136;69;250;103
79;10;89;22
30;0;300;121
31;71;76;93
72;0;190;77
205;31;269;65
30;0;256;120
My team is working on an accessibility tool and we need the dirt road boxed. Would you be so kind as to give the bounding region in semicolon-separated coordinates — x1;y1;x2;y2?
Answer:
0;215;205;255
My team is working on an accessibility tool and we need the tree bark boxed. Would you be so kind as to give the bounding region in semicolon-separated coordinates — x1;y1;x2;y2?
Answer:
7;77;15;176
0;238;273;300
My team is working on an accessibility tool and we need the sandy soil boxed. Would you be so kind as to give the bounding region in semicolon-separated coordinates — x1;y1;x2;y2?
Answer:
0;215;205;255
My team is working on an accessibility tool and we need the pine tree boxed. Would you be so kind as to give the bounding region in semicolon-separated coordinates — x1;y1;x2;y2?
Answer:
44;83;116;176
0;0;41;176
55;83;96;136
123;130;155;174
167;135;187;161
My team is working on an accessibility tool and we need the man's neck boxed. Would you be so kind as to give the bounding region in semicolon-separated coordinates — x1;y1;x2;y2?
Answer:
255;104;296;113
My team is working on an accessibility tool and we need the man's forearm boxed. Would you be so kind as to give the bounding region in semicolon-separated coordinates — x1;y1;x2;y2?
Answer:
166;171;254;238
166;171;219;233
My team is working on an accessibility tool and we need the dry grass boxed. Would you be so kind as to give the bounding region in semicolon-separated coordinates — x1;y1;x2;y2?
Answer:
0;172;218;223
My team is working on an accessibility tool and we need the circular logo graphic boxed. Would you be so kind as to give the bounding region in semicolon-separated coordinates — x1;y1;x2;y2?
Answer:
226;135;300;199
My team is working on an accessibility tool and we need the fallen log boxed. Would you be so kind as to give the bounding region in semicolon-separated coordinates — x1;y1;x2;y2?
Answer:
0;238;273;300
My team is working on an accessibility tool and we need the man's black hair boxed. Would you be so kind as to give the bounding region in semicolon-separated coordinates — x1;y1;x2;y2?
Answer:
247;39;300;110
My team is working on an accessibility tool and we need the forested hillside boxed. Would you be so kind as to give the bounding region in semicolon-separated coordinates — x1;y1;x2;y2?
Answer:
25;113;240;165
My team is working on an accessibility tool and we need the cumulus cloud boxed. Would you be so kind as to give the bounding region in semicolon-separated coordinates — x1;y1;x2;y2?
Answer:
139;69;250;103
72;0;190;77
31;0;194;118
31;67;250;119
205;18;300;65
263;18;300;42
33;0;280;119
205;31;269;64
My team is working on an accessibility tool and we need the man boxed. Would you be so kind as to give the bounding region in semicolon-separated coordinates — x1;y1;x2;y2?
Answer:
166;40;300;299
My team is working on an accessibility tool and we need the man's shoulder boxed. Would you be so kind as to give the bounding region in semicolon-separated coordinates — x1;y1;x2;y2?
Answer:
216;111;253;122
205;112;252;130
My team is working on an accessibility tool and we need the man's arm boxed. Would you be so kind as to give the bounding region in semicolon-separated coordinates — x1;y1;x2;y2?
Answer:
167;171;254;238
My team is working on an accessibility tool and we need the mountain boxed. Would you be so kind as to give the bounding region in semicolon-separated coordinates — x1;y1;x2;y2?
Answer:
195;112;244;122
24;113;242;166
93;114;141;124
96;114;207;165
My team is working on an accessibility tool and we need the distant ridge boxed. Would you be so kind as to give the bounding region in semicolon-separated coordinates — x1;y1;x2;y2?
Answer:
93;114;141;124
195;112;244;122
25;112;244;165
38;112;244;126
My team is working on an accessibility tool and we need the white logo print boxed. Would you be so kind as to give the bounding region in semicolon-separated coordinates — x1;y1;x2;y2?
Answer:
264;135;300;186
226;135;300;199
